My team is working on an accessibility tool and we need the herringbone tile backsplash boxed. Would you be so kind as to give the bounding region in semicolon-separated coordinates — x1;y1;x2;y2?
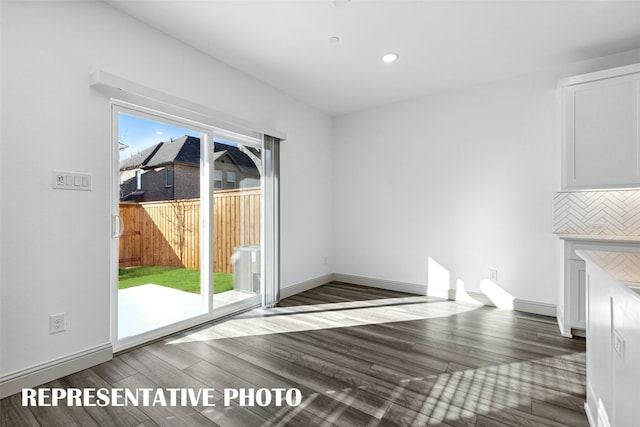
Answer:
553;190;640;236
581;251;640;283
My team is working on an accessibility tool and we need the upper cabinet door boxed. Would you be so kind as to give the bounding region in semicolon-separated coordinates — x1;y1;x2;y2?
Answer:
562;66;640;189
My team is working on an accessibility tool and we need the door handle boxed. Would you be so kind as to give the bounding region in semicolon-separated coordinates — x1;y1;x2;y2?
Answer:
113;214;125;238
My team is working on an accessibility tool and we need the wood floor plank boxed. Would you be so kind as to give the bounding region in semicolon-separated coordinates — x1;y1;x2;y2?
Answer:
90;356;139;385
144;341;203;371
56;370;150;427
199;403;265;427
117;348;210;392
0;393;40;427
169;328;252;357
174;340;306;393
113;373;216;427
376;317;574;361
380;401;471;427
182;360;253;396
26;379;101;427
305;325;451;373
173;341;328;426
237;348;391;419
531;399;589;427
255;333;511;422
279;392;378;427
0;282;587;426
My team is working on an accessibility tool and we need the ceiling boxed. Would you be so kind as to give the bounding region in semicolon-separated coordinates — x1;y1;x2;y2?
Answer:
106;0;640;116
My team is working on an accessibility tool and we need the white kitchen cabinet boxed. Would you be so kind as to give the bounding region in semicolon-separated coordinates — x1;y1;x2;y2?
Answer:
561;63;640;189
568;259;586;330
583;260;614;426
578;250;640;427
558;239;640;338
611;286;640;427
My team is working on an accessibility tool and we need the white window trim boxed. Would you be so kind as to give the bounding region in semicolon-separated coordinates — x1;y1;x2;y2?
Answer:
213;169;223;189
92;70;285;142
226;171;237;186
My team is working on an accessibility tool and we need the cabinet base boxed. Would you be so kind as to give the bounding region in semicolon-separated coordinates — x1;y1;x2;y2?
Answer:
571;328;586;338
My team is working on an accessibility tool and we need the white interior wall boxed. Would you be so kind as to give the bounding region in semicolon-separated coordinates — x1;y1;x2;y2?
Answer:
2;0;640;390
0;0;332;378
332;49;640;305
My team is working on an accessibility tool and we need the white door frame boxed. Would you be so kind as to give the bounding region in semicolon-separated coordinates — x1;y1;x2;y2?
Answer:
110;100;272;352
111;102;216;351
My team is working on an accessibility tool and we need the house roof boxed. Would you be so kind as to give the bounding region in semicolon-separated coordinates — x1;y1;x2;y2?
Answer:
214;140;260;172
119;141;163;171
121;191;145;202
148;135;200;168
119;136;259;173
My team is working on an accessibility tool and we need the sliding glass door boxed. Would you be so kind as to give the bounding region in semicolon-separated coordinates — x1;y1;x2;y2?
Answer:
112;104;263;350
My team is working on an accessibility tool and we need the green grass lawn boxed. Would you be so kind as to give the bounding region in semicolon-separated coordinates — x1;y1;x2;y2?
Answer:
118;266;234;294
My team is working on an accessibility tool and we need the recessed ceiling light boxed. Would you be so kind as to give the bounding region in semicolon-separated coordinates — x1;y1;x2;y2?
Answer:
382;52;399;63
329;36;340;44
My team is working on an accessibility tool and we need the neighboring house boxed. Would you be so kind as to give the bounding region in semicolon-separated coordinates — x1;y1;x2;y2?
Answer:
120;135;260;202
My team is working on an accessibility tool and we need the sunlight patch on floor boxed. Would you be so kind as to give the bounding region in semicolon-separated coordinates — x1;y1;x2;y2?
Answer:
261;352;586;425
408;352;586;424
167;297;481;344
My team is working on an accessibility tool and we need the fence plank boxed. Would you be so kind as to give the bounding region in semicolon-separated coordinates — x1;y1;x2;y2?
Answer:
118;187;261;273
118;203;142;268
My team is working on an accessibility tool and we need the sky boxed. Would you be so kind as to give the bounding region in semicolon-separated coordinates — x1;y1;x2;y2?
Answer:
118;113;237;160
118;112;199;159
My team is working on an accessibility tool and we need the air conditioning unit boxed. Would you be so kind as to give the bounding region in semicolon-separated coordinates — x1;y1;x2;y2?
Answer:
233;245;261;293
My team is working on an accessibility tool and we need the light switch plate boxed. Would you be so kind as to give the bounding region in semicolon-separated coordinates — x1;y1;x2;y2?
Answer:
52;171;92;191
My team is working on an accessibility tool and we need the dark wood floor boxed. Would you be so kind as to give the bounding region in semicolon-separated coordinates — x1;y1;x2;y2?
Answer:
2;282;588;426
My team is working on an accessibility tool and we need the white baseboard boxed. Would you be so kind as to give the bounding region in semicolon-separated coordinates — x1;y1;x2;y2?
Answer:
513;298;557;317
584;402;596;427
457;290;493;306
459;290;556;317
584;384;598;427
0;343;112;399
332;273;557;318
333;273;428;295
280;273;334;299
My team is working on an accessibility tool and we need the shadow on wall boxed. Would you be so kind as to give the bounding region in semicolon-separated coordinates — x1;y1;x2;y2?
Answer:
427;257;515;309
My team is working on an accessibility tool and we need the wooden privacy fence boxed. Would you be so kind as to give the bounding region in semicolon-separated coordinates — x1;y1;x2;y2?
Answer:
118;187;261;273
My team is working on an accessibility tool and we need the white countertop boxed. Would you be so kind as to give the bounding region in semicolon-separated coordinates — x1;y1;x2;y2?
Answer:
576;250;640;300
557;233;640;242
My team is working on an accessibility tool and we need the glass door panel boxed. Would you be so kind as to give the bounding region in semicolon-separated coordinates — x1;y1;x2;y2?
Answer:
212;141;262;311
115;109;212;343
112;104;265;350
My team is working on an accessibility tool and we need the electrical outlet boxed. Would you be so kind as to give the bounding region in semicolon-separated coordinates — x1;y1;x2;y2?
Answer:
489;270;498;281
49;313;66;334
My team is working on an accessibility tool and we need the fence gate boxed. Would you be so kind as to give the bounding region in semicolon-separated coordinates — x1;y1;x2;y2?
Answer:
118;203;142;268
